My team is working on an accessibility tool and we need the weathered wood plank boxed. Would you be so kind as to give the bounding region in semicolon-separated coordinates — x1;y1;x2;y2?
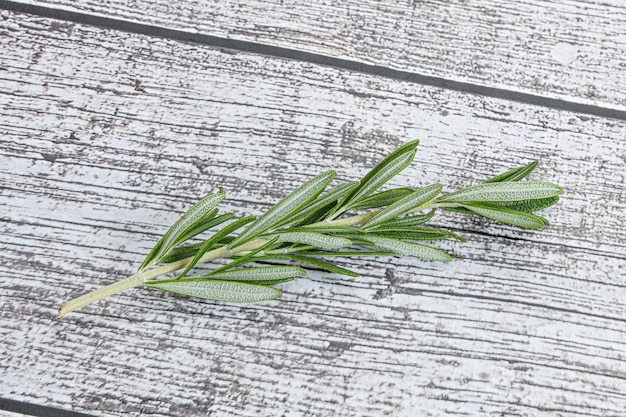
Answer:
2;11;626;417
7;0;626;110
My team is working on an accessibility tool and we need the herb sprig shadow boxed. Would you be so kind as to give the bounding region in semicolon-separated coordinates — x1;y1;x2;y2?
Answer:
58;141;562;318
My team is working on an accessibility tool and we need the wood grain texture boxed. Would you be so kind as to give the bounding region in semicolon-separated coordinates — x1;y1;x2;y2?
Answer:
10;0;626;109
2;10;626;417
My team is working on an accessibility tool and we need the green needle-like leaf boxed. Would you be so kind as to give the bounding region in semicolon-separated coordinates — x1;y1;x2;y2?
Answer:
146;279;283;303
368;211;435;230
349;188;414;210
438;181;562;203
493;196;560;213
288;225;364;235
206;266;306;284
158;242;204;264
274;232;353;249
176;215;257;279
349;140;419;194
364;236;453;262
174;212;235;244
138;234;166;271
143;189;226;268
139;199;225;271
362;184;442;228
484;161;538;183
280;255;360;277
276;181;360;227
342;149;417;211
139;211;234;271
161;189;225;249
459;202;547;229
331;140;419;216
303;250;396;257
366;228;466;242
229;170;336;248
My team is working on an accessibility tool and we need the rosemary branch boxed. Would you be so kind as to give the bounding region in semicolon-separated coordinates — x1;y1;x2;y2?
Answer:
58;141;562;318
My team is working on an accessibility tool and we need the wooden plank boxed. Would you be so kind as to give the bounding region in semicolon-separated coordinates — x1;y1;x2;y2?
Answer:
2;11;626;417
6;0;626;110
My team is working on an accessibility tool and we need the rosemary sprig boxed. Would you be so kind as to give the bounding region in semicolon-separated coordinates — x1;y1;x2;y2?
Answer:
57;140;562;318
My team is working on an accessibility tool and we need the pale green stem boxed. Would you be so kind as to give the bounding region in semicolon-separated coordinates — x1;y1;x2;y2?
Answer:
58;239;267;318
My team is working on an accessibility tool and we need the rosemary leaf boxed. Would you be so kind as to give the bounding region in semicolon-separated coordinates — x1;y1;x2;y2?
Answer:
229;170;335;248
349;188;414;210
205;266;306;283
274;232;353;249
138;234;166;272
147;279;283;303
330;140;419;217
492;196;560;213
140;189;226;270
438;181;562;203
362;183;442;229
365;228;466;242
341;149;417;212
458;202;547;229
483;161;538;183
275;181;360;227
302;250;396;257
174;212;235;244
348;140;419;197
367;211;435;229
288;225;365;235
158;242;204;264
176;215;257;279
281;255;360;277
364;236;453;262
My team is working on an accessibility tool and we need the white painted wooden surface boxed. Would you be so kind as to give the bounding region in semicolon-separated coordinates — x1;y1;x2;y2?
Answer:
12;0;626;109
1;6;626;417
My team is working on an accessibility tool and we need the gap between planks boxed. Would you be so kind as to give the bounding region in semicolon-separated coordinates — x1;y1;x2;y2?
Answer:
1;0;626;121
0;397;97;417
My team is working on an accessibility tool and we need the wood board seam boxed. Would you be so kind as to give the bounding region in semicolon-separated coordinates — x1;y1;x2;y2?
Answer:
2;0;626;121
0;397;97;417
